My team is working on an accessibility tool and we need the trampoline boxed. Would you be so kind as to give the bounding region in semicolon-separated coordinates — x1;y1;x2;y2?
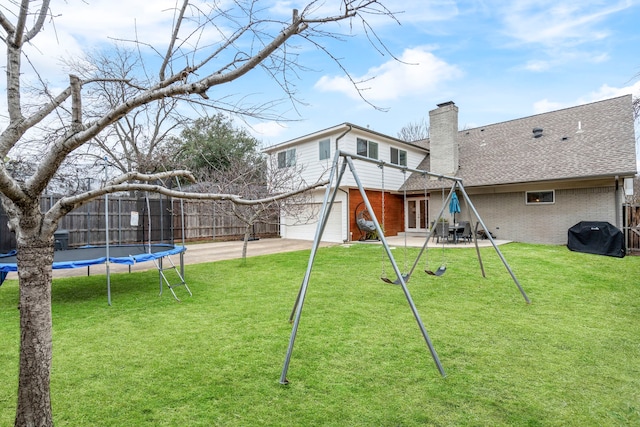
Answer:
0;170;193;304
0;243;189;303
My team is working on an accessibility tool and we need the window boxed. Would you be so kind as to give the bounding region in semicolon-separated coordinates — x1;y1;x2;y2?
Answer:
356;138;378;159
319;138;331;160
277;148;296;168
526;190;555;205
390;147;407;166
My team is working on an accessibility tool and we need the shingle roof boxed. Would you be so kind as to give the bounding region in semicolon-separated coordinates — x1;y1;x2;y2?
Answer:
403;95;637;191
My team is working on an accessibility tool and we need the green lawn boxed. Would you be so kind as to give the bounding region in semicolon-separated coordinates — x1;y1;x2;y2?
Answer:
0;243;639;426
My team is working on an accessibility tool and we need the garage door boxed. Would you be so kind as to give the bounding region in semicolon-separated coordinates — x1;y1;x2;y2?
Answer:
284;202;343;243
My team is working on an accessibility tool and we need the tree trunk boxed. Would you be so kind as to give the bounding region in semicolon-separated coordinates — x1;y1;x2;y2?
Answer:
241;225;252;261
14;239;54;427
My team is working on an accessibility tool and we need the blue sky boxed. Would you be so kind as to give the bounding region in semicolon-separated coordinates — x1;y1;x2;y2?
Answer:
251;0;640;146
4;0;640;149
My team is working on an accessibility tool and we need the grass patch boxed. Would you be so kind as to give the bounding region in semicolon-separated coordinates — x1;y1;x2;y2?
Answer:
0;243;639;426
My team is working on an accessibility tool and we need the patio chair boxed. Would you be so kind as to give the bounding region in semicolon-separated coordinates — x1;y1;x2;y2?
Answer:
459;221;473;243
432;221;450;243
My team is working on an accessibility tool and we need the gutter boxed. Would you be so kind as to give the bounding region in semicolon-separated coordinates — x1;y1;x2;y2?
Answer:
468;172;636;190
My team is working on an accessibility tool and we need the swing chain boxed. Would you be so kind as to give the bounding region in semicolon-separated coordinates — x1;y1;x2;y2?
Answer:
424;176;447;276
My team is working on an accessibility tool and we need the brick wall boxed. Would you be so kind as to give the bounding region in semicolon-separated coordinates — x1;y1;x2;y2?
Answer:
343;185;619;245
350;188;404;240
467;186;617;245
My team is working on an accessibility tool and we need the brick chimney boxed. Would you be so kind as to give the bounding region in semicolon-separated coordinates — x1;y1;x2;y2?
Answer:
429;101;458;176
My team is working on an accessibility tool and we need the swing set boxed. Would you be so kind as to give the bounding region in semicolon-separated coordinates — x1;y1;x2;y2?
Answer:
280;150;530;384
379;168;449;281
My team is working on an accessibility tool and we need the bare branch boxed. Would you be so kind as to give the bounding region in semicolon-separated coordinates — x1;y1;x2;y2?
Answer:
70;75;82;132
12;0;29;47
0;9;15;35
23;0;51;43
48;175;329;223
106;169;196;186
159;0;189;81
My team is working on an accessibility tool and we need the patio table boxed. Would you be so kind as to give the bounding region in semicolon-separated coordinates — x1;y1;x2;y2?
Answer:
449;224;465;243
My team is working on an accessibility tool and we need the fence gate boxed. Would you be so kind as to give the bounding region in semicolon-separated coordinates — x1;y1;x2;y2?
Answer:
623;204;640;255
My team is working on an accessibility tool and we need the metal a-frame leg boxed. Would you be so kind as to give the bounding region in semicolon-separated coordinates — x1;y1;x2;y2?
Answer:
402;181;530;304
288;160;349;323
281;153;348;384
456;182;530;304
344;156;446;377
280;154;446;384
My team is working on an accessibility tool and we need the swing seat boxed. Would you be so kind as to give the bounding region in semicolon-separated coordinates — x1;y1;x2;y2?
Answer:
425;266;446;276
381;274;409;285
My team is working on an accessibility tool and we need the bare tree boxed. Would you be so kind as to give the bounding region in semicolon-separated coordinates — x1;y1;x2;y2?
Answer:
67;46;187;175
0;1;396;425
397;118;429;142
195;155;319;260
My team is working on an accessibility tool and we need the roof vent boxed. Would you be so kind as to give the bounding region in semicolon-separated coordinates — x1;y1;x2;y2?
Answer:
532;128;543;138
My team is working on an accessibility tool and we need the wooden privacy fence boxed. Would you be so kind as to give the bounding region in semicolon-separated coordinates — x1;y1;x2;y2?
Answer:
623;204;640;254
0;195;280;252
171;199;280;242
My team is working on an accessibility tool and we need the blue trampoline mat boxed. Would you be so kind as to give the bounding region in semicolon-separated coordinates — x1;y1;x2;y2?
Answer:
0;244;186;274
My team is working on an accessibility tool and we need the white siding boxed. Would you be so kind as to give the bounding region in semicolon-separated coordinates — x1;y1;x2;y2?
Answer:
296;139;335;184
282;202;342;242
336;130;425;191
266;126;427;242
280;190;347;243
265;128;427;194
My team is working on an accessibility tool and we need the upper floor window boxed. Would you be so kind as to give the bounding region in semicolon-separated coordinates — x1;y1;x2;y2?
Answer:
526;190;554;205
390;147;407;166
319;138;331;160
277;148;296;168
357;138;378;159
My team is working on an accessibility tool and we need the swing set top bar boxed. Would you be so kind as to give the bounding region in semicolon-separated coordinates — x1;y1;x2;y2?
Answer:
336;150;463;183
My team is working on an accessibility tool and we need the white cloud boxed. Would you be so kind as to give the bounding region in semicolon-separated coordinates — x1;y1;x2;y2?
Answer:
533;80;640;114
1;0;259;108
500;0;634;47
524;60;552;72
523;50;611;72
580;81;640;102
251;121;289;139
50;1;180;46
532;99;566;114
2;1;200;84
314;46;462;101
379;1;460;23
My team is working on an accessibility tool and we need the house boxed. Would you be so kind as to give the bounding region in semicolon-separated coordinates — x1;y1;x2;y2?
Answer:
263;95;637;245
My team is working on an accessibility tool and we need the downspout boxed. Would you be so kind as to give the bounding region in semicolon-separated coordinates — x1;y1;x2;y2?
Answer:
335;124;352;160
336;125;352;241
615;175;620;228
